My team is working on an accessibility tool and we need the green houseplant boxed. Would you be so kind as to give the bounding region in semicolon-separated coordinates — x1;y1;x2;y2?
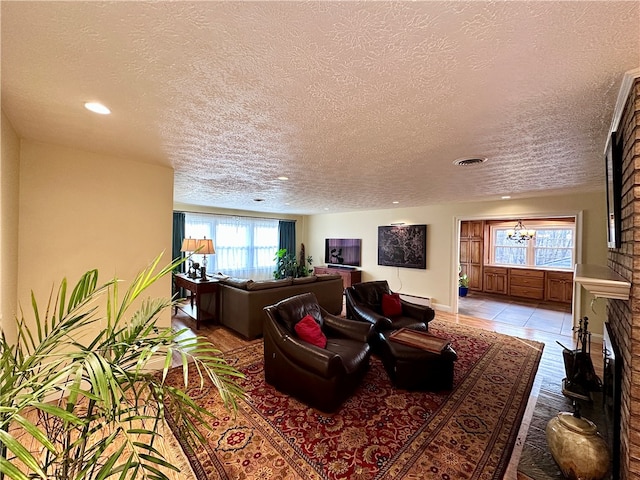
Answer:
0;254;244;480
459;271;470;297
273;248;313;279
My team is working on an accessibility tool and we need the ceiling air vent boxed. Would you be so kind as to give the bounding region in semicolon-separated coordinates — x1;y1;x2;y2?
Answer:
453;157;487;166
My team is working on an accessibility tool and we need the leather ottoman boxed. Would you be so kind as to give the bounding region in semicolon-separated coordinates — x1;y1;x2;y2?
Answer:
378;331;458;391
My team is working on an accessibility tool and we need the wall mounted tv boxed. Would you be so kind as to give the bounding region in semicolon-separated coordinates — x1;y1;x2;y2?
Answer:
324;238;362;267
605;131;622;249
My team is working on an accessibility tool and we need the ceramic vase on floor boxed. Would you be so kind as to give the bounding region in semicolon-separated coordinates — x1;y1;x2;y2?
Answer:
546;412;610;480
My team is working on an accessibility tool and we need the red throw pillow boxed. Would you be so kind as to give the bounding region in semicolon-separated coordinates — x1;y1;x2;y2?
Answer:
382;292;402;317
294;314;327;348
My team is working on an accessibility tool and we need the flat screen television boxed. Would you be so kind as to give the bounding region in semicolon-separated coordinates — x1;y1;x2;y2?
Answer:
605;131;622;249
324;238;361;267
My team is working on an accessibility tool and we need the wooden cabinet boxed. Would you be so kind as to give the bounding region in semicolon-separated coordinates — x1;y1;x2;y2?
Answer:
460;221;484;291
313;266;362;290
546;271;573;303
460;220;483;238
509;268;545;300
483;267;508;295
480;267;574;304
465;264;483;291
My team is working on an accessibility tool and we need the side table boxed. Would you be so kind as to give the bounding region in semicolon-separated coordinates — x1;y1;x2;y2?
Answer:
173;274;220;329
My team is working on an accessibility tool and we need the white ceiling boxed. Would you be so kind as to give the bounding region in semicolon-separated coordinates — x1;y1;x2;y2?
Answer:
2;1;639;215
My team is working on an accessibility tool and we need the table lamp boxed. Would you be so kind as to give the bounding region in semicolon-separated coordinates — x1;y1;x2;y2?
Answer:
195;237;215;279
180;237;199;278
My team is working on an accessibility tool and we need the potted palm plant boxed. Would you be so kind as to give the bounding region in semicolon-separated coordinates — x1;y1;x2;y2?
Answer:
0;254;244;480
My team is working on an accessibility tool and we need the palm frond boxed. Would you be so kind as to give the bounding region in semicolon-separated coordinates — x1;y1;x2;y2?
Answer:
0;429;46;478
0;253;242;480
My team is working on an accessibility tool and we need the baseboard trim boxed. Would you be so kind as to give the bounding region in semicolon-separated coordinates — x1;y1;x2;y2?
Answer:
433;303;451;312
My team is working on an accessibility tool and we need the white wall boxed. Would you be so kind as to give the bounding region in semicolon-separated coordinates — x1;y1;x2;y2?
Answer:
1;111;21;344
306;192;609;334
17;141;175;335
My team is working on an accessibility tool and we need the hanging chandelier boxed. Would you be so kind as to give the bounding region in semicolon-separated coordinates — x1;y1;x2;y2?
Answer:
506;220;536;243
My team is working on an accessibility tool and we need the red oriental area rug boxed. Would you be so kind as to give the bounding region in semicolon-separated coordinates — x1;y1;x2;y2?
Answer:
165;320;543;480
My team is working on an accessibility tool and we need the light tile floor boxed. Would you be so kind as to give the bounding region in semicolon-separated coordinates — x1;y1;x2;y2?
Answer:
458;292;574;336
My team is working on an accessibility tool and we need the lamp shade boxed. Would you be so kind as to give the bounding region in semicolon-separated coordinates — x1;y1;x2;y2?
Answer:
180;237;198;252
196;238;215;255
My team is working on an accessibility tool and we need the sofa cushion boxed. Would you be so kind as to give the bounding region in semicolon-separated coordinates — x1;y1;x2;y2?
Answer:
325;338;370;374
382;293;402;317
295;314;327;348
292;275;317;284
246;278;293;291
221;277;250;289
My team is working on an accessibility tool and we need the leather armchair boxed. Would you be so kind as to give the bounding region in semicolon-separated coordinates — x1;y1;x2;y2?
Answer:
263;292;374;413
345;280;435;337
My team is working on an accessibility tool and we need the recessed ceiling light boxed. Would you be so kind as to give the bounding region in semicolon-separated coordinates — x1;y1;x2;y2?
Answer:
453;156;487;166
501;196;511;200
324;208;329;211
392;201;399;204
84;102;111;115
277;176;289;181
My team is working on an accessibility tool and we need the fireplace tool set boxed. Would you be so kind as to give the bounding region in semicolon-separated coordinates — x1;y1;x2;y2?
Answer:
557;316;602;403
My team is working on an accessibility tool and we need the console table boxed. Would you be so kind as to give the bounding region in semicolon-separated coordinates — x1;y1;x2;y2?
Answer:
314;266;362;290
174;274;220;329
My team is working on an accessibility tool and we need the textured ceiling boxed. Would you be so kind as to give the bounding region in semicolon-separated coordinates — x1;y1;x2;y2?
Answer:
2;1;639;215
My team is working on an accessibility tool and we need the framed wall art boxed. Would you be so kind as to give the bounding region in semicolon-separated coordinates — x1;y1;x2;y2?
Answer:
377;224;427;269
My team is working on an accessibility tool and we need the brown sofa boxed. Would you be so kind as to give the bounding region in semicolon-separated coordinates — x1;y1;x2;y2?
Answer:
200;274;344;339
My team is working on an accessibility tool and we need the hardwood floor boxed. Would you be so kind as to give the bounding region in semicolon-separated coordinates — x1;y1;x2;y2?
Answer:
172;295;606;480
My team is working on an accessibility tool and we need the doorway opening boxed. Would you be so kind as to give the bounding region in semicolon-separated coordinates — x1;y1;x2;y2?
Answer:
454;215;580;335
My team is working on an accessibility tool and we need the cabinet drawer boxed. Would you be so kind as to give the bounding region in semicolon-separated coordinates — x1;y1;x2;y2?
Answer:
510;275;544;288
510;268;545;279
484;267;508;275
510;285;544;300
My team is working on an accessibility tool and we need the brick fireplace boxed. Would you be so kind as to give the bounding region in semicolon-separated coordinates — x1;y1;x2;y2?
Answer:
605;75;639;480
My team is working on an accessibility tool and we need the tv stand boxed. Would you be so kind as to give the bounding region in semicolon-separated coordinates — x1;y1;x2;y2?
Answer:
314;266;362;289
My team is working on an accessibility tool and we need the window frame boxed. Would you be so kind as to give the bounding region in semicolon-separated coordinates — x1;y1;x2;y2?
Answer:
488;219;576;271
184;213;280;280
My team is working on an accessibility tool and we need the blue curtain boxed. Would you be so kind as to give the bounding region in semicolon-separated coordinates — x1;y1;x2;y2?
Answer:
172;212;186;296
173;212;186;267
278;220;296;256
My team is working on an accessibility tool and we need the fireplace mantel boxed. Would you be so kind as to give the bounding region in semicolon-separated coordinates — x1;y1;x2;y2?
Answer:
574;264;631;300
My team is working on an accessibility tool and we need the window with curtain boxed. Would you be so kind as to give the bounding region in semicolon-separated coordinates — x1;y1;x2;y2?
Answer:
184;213;279;280
489;219;576;270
